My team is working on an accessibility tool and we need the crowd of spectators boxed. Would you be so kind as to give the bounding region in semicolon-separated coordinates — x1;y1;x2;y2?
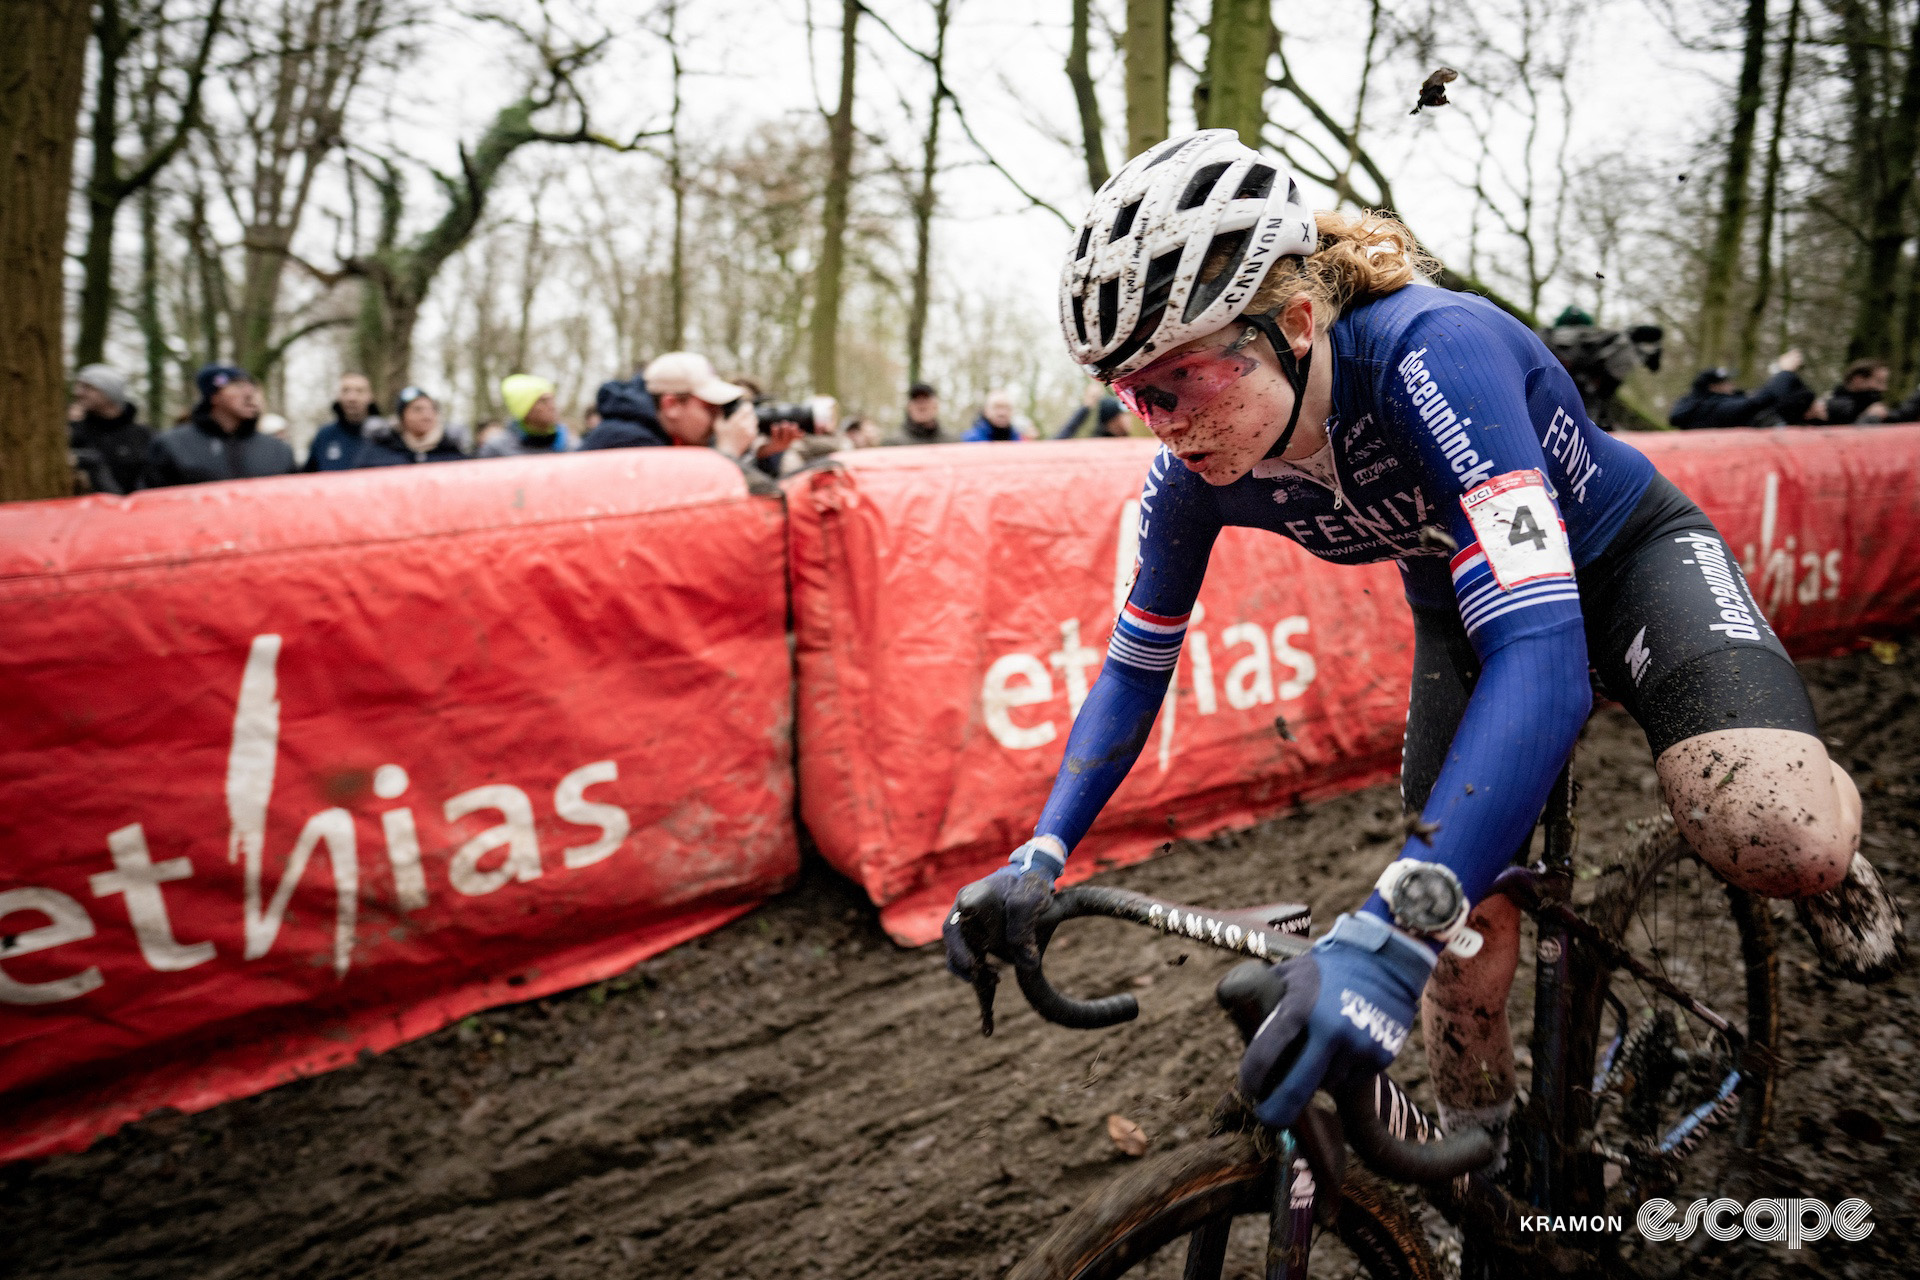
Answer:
64;348;1154;495
1670;352;1920;430
68;327;1917;496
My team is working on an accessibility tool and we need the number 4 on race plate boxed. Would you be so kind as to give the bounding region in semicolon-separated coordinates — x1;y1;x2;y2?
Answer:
1461;469;1574;591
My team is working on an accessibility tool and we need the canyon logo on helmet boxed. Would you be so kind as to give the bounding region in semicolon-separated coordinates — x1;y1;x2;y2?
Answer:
1059;130;1319;380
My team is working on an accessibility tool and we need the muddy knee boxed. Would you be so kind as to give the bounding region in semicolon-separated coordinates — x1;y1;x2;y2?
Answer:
1659;729;1857;897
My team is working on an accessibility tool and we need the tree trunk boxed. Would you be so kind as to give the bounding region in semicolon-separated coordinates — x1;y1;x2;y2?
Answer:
1696;0;1768;368
1067;0;1108;189
76;1;129;370
138;131;167;420
1848;0;1920;359
908;0;953;386
1739;0;1799;380
0;0;91;501
1124;0;1169;160
1203;0;1271;146
186;188;224;369
1898;234;1920;393
363;285;418;398
810;0;860;396
665;0;687;351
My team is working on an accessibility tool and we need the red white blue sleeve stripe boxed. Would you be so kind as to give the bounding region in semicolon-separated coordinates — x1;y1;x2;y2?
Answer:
1105;600;1189;673
1448;544;1579;640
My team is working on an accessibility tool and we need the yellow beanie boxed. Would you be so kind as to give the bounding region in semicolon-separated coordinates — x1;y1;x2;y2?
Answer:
500;373;556;423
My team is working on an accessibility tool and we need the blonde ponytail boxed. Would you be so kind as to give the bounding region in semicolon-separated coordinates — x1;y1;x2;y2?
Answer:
1202;209;1433;332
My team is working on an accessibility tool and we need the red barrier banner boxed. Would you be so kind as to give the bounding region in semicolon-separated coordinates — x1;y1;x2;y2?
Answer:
0;451;796;1163
789;441;1409;946
789;429;1920;946
1626;426;1920;654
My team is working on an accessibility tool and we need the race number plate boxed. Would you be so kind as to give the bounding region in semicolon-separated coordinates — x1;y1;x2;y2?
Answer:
1460;469;1573;590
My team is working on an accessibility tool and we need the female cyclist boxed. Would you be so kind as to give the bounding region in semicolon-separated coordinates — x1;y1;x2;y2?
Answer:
943;130;1905;1153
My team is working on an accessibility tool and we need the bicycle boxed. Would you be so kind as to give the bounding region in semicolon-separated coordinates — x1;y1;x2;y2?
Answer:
951;762;1780;1278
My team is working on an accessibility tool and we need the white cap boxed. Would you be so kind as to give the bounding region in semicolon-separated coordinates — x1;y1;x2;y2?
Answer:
75;363;130;408
643;352;746;405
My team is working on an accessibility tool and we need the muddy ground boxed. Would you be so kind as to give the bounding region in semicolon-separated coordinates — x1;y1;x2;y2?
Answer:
6;647;1919;1280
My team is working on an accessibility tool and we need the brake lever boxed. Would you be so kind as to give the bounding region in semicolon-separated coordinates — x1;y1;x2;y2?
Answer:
1288;1100;1348;1219
953;886;1005;1037
970;961;999;1037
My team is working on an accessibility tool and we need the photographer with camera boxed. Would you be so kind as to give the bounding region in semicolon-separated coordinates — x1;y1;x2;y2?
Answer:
641;353;752;453
1539;307;1663;429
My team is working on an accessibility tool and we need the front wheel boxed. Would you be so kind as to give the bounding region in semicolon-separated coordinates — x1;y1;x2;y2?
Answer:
1571;817;1779;1210
1007;1131;1439;1280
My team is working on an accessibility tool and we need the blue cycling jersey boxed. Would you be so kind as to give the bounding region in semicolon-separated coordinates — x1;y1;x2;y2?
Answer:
1030;284;1657;913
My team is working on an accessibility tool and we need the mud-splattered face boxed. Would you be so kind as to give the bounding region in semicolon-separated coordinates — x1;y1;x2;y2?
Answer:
1113;296;1320;486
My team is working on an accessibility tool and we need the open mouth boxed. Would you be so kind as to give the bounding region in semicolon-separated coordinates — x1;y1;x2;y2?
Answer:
1177;451;1212;471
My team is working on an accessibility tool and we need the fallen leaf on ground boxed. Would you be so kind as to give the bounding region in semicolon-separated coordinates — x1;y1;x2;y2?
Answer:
1107;1114;1148;1157
1871;639;1900;665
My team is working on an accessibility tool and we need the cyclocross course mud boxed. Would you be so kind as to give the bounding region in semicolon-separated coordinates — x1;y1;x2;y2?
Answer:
7;646;1919;1280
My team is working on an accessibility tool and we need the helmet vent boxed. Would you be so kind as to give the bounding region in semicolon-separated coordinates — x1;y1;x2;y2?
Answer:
1286;177;1302;205
1072;295;1090;346
1233;164;1277;201
1181;229;1250;322
1178;162;1231;211
1094;250;1185;375
1075;224;1093;260
1097;278;1120;345
1111;199;1142;242
1142;135;1197;170
1140;249;1183;314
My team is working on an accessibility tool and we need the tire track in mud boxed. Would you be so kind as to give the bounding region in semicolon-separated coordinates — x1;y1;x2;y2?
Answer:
5;647;1918;1280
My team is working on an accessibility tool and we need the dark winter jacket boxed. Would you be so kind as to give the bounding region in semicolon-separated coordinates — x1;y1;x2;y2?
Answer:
1823;385;1885;425
1880;389;1920;423
144;409;296;487
960;414;1020;442
1669;370;1816;430
582;377;671;449
883;416;953;446
1054;397;1126;439
70;403;152;494
349;427;468;467
303;403;385;471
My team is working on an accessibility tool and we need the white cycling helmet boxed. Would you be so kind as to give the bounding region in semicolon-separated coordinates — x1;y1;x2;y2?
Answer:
1059;130;1319;380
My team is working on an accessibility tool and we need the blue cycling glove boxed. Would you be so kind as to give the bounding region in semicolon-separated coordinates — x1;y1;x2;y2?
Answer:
942;838;1066;977
1238;911;1438;1128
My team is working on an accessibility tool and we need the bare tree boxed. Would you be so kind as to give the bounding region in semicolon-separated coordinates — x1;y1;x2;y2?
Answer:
1066;0;1108;188
75;0;225;369
1739;0;1800;379
810;0;860;396
906;0;956;385
1696;0;1770;367
1838;0;1920;359
1450;0;1584;319
337;19;660;398
1;0;91;500
200;0;406;376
